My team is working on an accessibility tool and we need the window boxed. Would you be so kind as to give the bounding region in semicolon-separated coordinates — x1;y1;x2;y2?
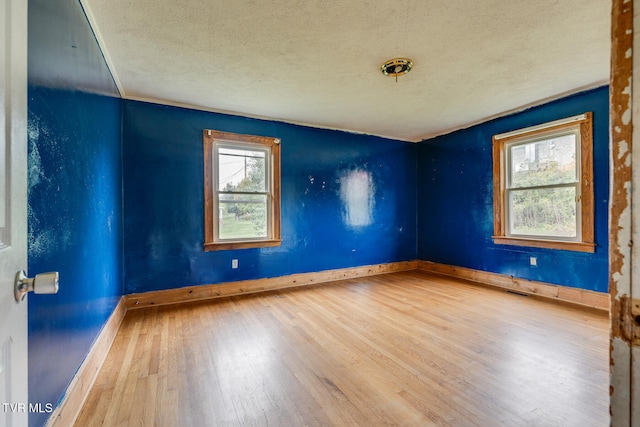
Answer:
204;130;281;251
492;113;594;252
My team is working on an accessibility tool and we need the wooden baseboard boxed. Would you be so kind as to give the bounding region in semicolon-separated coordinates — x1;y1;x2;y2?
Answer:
125;261;418;309
417;260;610;311
45;259;607;426
46;297;127;427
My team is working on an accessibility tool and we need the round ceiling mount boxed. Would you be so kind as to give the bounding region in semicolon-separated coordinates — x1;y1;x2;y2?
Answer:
380;58;414;77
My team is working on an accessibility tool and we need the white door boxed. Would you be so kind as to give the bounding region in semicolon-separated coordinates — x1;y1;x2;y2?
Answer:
0;0;29;426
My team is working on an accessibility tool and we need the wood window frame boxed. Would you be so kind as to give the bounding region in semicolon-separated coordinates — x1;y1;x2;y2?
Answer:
204;130;281;251
492;113;595;253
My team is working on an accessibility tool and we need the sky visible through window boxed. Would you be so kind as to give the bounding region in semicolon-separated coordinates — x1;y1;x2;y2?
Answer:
218;147;265;190
507;133;578;238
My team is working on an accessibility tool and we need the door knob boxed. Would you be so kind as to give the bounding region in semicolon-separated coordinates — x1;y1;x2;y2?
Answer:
14;270;59;302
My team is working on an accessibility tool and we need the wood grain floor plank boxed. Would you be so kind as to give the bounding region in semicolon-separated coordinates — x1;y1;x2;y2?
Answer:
75;271;609;426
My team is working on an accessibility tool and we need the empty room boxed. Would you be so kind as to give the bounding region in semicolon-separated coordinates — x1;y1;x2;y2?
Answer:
2;0;638;426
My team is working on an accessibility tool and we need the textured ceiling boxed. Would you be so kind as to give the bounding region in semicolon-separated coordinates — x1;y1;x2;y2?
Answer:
81;0;611;142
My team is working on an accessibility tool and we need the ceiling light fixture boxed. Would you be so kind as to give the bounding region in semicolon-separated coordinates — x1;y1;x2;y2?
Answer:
380;58;414;82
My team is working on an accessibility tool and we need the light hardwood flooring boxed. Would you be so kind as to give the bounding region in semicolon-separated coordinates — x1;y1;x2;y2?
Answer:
75;270;609;426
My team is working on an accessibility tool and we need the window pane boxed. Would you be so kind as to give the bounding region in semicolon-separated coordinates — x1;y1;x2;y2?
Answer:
509;134;576;188
509;186;577;238
218;194;268;239
218;147;266;192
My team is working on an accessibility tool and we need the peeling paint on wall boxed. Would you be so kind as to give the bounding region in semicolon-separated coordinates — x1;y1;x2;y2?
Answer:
27;114;47;191
26;111;74;259
338;168;375;228
28;114;52;259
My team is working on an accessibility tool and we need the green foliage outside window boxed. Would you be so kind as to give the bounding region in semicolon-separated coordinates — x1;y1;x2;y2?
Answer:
219;154;268;239
509;159;577;237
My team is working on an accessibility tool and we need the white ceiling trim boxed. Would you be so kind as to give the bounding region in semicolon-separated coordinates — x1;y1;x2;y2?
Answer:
79;0;611;142
418;80;610;142
79;0;124;97
122;94;420;143
123;79;608;145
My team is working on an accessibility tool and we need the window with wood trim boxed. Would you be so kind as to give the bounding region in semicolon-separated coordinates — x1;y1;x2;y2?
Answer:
492;113;594;252
204;130;281;251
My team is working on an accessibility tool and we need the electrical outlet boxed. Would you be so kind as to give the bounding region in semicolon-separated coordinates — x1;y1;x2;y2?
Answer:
530;257;537;267
232;259;238;269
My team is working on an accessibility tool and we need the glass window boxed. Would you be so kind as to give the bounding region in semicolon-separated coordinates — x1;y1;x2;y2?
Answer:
204;130;281;251
492;113;594;252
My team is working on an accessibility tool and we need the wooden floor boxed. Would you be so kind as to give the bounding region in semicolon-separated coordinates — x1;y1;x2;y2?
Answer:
75;271;609;426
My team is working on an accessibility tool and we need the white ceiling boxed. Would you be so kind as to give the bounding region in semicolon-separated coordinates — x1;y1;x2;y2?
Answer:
81;0;611;142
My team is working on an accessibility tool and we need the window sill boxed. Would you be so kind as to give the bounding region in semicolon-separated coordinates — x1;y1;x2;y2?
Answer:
492;236;595;253
204;239;282;251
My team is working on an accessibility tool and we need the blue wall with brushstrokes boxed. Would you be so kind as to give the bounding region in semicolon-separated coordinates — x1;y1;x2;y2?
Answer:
122;101;417;293
417;87;610;292
27;0;123;425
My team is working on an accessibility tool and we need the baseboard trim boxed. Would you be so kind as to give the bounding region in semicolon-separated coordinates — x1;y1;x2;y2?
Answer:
44;259;607;426
416;260;610;311
46;297;127;427
125;261;418;309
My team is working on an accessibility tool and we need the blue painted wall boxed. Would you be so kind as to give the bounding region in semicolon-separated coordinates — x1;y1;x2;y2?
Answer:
417;87;610;292
27;0;123;425
24;1;609;424
122;101;417;293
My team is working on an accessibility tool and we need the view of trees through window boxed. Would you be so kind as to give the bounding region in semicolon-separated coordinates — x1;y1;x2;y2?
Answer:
217;147;269;240
507;134;578;238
